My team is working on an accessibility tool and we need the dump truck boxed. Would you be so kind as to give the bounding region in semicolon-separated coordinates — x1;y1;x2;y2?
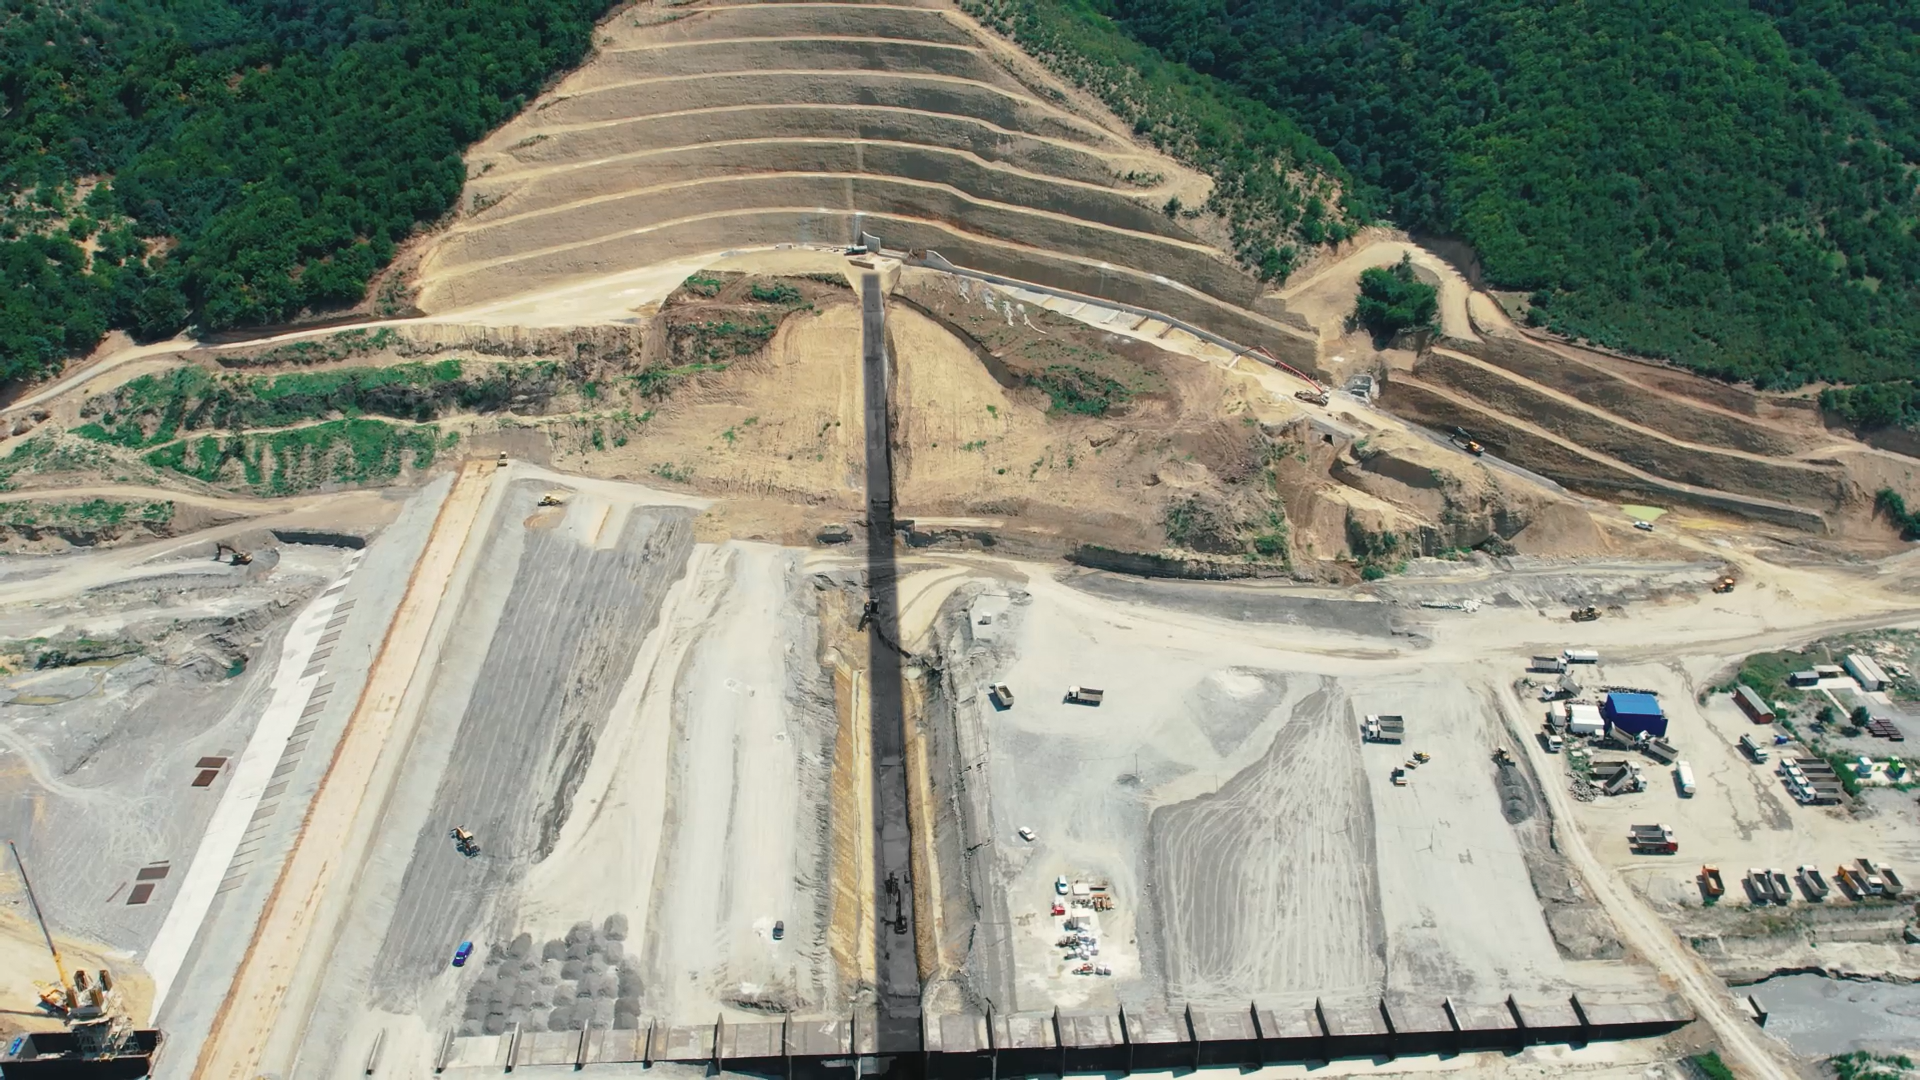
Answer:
988;683;1014;709
1879;863;1905;896
1563;648;1601;664
1530;655;1567;673
1066;686;1103;705
1700;865;1726;898
1746;869;1776;904
1629;824;1677;854
1739;733;1770;763
1769;869;1791;903
1856;858;1888;895
1798;865;1830;900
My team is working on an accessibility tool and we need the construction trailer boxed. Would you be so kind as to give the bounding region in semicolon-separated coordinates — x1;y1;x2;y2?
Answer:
1567;702;1605;737
1733;684;1776;724
1603;692;1667;739
1788;669;1821;687
1846;654;1888;691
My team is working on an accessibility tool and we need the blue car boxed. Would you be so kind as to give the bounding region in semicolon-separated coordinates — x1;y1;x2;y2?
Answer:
452;941;473;967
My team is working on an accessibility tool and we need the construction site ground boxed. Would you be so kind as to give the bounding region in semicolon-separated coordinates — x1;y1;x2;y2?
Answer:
11;1;1920;1077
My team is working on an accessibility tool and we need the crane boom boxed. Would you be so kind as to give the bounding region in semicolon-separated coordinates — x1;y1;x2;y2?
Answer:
9;839;69;992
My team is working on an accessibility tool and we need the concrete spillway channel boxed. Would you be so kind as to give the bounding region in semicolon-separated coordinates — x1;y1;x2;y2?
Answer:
862;272;925;1058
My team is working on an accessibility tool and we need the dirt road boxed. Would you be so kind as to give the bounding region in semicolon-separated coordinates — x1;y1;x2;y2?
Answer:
1500;680;1792;1079
192;459;494;1080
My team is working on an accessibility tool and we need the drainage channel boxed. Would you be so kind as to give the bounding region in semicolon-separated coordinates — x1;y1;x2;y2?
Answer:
860;271;925;1068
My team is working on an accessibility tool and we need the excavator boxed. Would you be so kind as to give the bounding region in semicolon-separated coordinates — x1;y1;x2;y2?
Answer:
1570;606;1600;622
1450;427;1486;456
214;542;253;565
449;826;480;858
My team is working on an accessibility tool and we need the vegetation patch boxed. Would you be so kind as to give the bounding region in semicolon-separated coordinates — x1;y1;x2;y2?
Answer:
144;418;446;495
1830;1050;1917;1079
1877;488;1920;540
0;499;173;530
1353;256;1438;346
1028;365;1132;416
74;360;556;447
210;327;402;368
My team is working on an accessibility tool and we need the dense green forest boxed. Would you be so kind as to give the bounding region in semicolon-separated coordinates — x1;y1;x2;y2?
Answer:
1353;256;1438;345
0;0;613;383
1081;0;1920;392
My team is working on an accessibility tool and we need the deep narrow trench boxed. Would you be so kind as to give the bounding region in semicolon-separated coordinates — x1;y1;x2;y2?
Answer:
861;272;925;1066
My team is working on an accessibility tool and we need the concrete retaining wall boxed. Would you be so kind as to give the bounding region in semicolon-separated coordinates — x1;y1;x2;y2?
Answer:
497;106;1132;187
438;995;1690;1075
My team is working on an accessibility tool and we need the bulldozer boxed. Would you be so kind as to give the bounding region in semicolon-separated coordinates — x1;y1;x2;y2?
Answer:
1494;746;1515;767
449;826;480;858
1293;388;1330;406
1571;606;1600;622
537;493;564;507
1712;576;1736;594
214;542;252;565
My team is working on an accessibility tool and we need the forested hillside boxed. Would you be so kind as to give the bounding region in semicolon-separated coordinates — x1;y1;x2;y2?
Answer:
0;0;613;383
1092;0;1920;391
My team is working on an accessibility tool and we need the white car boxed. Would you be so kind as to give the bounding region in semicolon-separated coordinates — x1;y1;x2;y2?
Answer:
1633;520;1654;532
1056;875;1070;895
1017;827;1036;842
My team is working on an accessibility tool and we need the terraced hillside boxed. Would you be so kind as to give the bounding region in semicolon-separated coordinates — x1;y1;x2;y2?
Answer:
414;0;1318;369
1380;324;1869;533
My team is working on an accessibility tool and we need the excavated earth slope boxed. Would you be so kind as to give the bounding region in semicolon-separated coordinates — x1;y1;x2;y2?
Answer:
415;0;1318;370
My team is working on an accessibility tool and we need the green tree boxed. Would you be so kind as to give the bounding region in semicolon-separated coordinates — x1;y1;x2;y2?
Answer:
1353;256;1438;345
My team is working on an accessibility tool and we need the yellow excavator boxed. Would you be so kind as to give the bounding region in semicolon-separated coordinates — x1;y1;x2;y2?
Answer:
214;542;253;565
